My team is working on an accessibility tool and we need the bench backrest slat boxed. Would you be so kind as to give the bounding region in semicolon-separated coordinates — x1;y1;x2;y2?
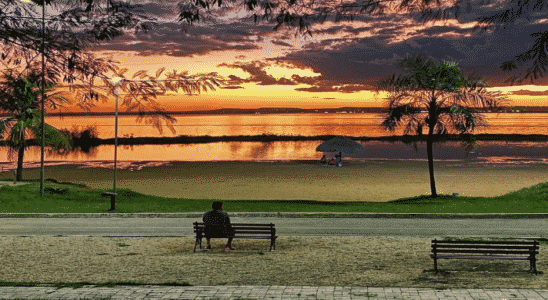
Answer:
193;222;275;236
431;239;539;256
194;222;274;227
233;230;275;234
432;245;537;250
216;223;274;227
432;240;537;245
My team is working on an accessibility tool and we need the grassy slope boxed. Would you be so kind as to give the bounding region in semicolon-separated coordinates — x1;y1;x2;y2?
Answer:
1;179;547;213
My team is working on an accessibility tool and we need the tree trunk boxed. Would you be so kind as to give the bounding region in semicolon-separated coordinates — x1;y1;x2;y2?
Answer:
426;127;437;198
16;145;24;182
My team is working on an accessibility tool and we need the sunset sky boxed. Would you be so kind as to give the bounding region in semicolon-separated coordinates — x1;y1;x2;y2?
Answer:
42;1;548;111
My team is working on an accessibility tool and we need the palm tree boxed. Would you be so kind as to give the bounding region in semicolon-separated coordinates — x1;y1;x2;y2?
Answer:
0;74;71;182
376;54;507;198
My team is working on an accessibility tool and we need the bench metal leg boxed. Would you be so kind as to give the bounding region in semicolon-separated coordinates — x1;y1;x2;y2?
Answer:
433;256;438;274
530;257;537;274
530;243;538;274
193;237;202;252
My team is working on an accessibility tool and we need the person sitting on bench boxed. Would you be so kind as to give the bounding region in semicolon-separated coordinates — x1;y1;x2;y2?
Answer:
320;155;327;165
203;201;235;250
335;153;342;167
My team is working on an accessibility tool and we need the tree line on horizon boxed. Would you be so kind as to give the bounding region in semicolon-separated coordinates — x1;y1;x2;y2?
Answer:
0;0;545;197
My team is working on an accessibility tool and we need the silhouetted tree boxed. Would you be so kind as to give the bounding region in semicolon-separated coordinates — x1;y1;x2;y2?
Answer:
0;73;71;181
0;0;224;133
377;54;506;197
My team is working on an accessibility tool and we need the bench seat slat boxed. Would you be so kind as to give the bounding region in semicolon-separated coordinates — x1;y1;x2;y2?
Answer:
232;230;275;234
433;245;537;250
230;223;274;226
433;249;537;255
194;228;274;234
234;236;275;239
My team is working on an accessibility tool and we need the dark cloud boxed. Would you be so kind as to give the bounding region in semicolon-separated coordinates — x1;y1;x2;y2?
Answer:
219;60;373;92
511;90;548;96
92;0;548;89
271;40;293;47
276;14;548;88
258;0;548;89
219;61;303;85
222;86;245;89
226;75;247;85
291;75;318;85
91;22;262;56
90;1;276;57
416;25;477;37
138;2;179;19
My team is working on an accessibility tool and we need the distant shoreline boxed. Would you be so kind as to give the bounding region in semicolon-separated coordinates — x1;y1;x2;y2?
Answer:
1;105;545;117
4;133;548;147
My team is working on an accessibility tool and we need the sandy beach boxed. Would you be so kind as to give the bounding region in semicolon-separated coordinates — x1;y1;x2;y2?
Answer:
2;159;547;202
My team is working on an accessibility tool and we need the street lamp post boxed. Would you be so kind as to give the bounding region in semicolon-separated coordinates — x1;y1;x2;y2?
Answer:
40;0;45;196
113;77;122;192
102;76;123;211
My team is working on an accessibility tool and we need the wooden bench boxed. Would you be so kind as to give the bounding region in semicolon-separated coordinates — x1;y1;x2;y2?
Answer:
431;239;540;274
193;222;277;252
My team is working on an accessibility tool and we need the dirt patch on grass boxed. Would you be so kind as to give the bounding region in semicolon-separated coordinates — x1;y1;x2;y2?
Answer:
0;236;546;288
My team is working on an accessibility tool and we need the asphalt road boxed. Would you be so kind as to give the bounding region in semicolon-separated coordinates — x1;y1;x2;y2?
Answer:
1;217;547;238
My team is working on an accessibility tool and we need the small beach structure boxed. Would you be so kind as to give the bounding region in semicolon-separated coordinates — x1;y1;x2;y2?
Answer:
316;136;365;166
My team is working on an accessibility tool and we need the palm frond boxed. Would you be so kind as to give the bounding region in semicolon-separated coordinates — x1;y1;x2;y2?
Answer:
441;104;488;134
402;113;426;136
6;120;27;149
0;118;10;137
381;104;422;131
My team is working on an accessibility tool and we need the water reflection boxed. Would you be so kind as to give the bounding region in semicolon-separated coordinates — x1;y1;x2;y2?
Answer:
45;146;100;160
40;113;548;139
1;140;548;172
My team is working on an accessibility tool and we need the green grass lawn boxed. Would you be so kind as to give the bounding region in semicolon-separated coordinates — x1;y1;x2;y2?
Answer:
1;178;547;213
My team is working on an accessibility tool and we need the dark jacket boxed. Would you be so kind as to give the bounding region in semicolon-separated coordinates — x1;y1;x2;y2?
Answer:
203;209;233;238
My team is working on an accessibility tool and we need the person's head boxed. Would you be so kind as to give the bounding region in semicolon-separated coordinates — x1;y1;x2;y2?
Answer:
212;201;223;210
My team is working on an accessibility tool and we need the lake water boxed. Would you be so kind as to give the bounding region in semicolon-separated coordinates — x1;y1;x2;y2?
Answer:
41;112;548;138
1;113;548;170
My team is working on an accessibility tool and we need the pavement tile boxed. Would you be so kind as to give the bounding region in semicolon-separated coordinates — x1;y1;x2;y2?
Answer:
0;286;547;299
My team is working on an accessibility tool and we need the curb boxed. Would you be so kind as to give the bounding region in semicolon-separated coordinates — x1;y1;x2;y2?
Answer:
0;212;547;218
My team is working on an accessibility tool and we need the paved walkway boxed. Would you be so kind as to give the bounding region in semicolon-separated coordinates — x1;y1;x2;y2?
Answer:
0;285;548;299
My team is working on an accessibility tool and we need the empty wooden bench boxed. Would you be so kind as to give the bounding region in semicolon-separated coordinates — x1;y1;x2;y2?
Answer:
431;239;540;274
193;222;277;252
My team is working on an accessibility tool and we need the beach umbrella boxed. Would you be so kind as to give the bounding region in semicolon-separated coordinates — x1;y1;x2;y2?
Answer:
315;136;365;160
